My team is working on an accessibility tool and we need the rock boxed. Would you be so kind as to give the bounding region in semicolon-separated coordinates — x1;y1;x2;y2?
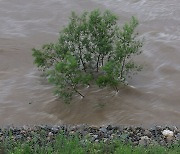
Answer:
90;126;99;133
0;125;178;148
92;135;98;139
77;124;87;130
20;130;26;134
99;127;107;133
111;134;115;138
120;133;129;140
48;132;53;137
15;135;23;140
107;130;114;136
133;141;139;146
137;133;142;137
38;125;46;129
46;126;53;131
0;136;4;141
175;133;180;140
139;136;151;146
166;138;173;144
156;126;162;131
90;126;99;130
162;130;174;138
162;130;174;144
27;137;31;141
113;126;119;132
95;139;99;143
135;127;144;133
82;130;89;136
69;131;75;135
151;126;162;137
103;138;108;143
51;127;59;134
172;126;178;133
144;130;152;138
107;125;113;131
70;126;77;131
159;140;166;146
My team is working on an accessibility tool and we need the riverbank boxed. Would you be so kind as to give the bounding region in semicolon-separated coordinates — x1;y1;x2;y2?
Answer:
0;125;179;153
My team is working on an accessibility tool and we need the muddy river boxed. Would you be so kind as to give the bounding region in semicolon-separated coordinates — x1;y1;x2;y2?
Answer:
0;0;180;127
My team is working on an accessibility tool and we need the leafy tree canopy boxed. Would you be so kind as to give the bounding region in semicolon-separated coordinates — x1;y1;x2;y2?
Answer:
32;9;143;102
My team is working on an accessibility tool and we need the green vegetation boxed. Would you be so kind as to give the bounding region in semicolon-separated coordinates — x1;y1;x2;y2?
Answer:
32;9;143;102
1;131;179;154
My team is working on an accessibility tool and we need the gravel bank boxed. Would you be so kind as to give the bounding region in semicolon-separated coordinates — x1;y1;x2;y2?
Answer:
0;125;179;147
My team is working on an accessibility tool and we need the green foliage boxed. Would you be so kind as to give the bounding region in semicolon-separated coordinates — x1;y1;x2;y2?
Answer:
32;9;143;102
1;131;180;154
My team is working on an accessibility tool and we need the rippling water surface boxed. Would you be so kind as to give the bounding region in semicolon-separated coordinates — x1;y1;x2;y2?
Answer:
0;0;180;126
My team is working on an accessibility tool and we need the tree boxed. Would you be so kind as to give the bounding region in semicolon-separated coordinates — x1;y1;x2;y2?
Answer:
32;9;143;102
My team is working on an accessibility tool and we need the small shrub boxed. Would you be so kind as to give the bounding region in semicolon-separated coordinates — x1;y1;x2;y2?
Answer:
32;9;143;102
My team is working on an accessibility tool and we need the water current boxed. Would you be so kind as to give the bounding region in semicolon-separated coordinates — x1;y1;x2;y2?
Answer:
0;0;180;127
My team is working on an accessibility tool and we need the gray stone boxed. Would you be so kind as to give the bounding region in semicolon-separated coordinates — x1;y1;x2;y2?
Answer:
172;126;179;133
144;130;152;138
69;131;75;135
15;135;23;139
175;133;180;140
51;127;59;133
92;135;98;139
103;138;108;143
48;132;53;137
107;125;113;130
99;127;107;133
139;136;151;146
95;139;99;143
149;140;159;146
133;141;139;146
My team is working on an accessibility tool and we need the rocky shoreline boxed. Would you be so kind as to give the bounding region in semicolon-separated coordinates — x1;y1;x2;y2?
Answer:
0;125;180;147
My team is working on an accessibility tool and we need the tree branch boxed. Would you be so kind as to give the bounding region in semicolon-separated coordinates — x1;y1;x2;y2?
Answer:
96;54;101;72
78;45;86;72
101;56;104;66
67;74;85;98
120;55;126;80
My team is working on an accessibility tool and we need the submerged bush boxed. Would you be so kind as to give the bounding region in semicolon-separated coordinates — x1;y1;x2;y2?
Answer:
32;9;143;102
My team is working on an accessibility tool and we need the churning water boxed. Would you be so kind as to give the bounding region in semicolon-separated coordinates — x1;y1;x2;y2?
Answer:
0;0;180;126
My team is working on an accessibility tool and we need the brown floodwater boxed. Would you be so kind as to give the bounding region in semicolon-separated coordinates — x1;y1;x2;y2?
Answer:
0;0;180;127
